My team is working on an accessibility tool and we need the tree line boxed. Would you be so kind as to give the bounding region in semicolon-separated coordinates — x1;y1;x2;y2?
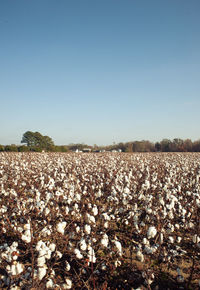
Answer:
0;131;200;152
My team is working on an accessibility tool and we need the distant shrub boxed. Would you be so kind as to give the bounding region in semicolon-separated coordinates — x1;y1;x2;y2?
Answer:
4;145;18;152
0;145;4;151
31;146;43;152
18;146;30;152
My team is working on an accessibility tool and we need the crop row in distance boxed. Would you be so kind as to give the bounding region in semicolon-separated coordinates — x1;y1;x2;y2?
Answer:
0;152;200;289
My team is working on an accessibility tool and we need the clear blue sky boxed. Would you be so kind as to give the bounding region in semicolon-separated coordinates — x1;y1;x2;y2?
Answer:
0;0;200;145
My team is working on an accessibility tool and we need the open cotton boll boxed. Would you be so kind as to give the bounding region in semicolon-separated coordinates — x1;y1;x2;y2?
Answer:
80;238;87;251
65;261;71;271
147;226;157;239
84;224;91;235
55;251;63;259
87;246;96;263
36;240;45;251
114;240;122;256
37;256;46;267
168;236;174;243
114;259;122;267
23;223;31;230
104;221;109;228
44;207;50;216
56;221;67;234
21;232;31;243
49;243;56;252
38;265;47;280
63;278;72;289
74;248;83;259
101;234;109;247
142;238;149;245
46;279;54;288
92;205;98;216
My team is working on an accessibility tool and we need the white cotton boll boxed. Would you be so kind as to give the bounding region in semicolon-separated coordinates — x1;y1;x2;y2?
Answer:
65;206;69;214
75;193;81;201
101;263;107;270
11;242;18;249
55;251;63;259
15;262;24;275
142;238;149;245
177;236;182;243
147;226;157;239
38;248;47;257
88;246;96;263
17;227;23;233
63;278;72;289
136;251;144;262
86;214;95;224
114;240;122;256
49;243;56;252
38;266;47;280
48;269;55;279
74;248;83;259
101;234;109;247
44;207;50;216
102;213;111;221
80;239;87;251
13;254;19;261
21;233;31;243
160;233;164;244
104;221;109;228
65;261;71;271
76;226;80;233
36;240;45;251
10;286;20;290
37;256;46;267
175;224;180;229
46;279;54;288
92;205;98;216
114;259;122;267
56;221;67;235
89;215;95;224
24;223;30;230
168;236;174;243
84;224;91;235
45;249;52;260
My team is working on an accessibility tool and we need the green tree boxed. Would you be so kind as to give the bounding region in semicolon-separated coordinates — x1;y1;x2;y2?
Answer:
21;131;54;150
160;139;172;152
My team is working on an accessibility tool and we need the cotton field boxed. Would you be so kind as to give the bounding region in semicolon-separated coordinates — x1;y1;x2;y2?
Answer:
0;152;200;289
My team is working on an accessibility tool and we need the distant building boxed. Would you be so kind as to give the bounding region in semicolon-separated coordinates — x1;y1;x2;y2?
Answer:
82;148;92;152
